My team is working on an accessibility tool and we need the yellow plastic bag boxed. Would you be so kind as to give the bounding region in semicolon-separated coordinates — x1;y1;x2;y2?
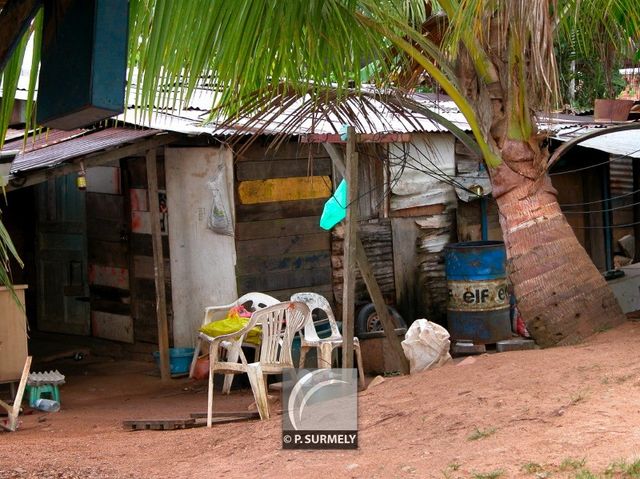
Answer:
199;307;262;345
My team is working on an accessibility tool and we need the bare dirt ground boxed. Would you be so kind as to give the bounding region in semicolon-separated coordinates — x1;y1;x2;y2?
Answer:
3;322;640;479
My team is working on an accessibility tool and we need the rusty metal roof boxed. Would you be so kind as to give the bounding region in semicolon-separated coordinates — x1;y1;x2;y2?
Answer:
10;127;160;174
2;129;88;154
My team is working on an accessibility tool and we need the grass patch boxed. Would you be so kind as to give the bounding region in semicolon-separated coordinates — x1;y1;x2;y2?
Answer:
575;469;598;479
560;457;586;471
472;469;504;479
521;462;544;474
602;374;633;385
604;458;640;477
442;462;461;479
467;427;497;441
570;391;589;405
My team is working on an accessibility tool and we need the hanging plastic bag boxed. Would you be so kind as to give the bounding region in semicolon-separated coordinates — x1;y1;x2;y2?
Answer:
401;319;452;374
207;163;233;236
319;179;348;230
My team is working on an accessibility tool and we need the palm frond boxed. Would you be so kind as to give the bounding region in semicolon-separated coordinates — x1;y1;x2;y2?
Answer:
443;0;560;112
127;0;428;122
208;83;482;157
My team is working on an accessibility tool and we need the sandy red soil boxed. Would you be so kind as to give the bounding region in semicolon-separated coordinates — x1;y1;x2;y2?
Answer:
3;322;640;478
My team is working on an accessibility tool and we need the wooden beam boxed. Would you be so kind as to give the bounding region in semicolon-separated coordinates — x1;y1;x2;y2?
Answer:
6;133;180;191
0;355;31;432
322;143;346;176
634;159;640;261
341;127;358;369
146;149;171;382
0;0;41;72
303;133;412;144
355;238;410;375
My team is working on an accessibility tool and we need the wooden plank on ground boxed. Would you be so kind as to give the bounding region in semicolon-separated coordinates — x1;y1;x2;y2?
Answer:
123;419;196;431
190;411;259;419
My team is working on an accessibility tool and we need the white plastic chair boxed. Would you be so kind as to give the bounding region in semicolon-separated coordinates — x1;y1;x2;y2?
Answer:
203;301;310;424
291;292;365;389
189;292;279;394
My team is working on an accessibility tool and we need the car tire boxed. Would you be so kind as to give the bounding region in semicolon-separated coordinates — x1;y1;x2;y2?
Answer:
355;303;407;336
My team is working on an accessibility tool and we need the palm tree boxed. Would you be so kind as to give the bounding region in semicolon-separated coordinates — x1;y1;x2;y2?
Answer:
0;0;637;345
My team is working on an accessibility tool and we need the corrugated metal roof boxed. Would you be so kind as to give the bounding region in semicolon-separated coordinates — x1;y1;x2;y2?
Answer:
119;91;472;137
553;126;640;159
610;156;633;195
2;129;88;154
10;127;160;174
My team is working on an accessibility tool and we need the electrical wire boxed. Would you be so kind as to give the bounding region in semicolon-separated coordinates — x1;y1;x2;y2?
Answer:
561;199;640;214
549;147;640;176
572;220;640;229
560;188;640;207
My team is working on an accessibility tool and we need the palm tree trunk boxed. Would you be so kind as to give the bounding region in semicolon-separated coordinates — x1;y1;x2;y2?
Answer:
491;162;626;347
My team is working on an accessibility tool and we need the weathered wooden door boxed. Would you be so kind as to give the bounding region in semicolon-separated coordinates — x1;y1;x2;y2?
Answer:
36;174;90;335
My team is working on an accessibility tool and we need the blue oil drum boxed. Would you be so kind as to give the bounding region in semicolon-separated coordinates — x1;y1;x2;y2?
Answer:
444;241;511;344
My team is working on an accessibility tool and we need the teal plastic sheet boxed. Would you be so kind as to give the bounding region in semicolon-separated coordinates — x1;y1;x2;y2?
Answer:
319;179;348;230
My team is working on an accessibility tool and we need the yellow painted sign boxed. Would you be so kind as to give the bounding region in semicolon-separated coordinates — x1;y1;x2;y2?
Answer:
238;176;332;205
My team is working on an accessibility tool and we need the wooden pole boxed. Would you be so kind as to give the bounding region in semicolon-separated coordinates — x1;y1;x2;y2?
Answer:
634;159;640;262
341;127;358;369
146;149;171;382
356;239;410;374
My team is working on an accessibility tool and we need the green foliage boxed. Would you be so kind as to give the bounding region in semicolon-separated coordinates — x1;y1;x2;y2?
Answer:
556;37;627;111
555;0;639;109
604;458;640;477
472;469;504;479
467;427;497;441
560;457;587;471
521;462;544;474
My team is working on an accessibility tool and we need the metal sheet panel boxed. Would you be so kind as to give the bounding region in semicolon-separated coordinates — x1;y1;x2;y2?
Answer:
10;128;159;173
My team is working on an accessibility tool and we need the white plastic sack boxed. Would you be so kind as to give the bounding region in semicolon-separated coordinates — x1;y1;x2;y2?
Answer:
401;319;452;374
206;163;233;236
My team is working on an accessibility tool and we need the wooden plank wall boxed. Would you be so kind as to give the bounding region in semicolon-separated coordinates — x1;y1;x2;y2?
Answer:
122;155;173;344
86;165;134;343
234;142;334;302
388;134;458;324
331;219;395;315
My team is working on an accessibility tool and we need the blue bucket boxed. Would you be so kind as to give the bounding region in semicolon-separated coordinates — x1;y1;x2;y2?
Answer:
153;348;195;375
